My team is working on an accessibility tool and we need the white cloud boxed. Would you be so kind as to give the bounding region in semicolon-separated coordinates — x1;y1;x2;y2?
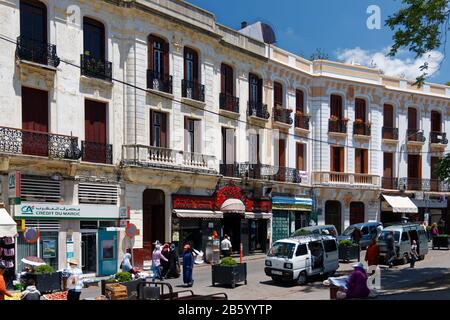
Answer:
335;47;444;80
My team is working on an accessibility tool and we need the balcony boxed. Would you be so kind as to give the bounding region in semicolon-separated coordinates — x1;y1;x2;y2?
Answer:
430;131;448;152
295;114;310;132
248;101;270;121
81;141;113;164
121;145;217;174
382;127;399;144
313;172;379;187
273;106;293;128
382;177;398;190
220;163;302;183
16;36;60;68
147;70;173;95
328;119;348;138
219;93;239;115
80;54;112;82
181;79;205;104
353;121;371;139
430;179;450;192
0;126;80;159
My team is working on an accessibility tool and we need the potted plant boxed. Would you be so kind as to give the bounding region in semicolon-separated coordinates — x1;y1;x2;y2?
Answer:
432;234;449;250
25;265;62;294
101;272;144;300
338;240;359;261
211;257;247;288
329;115;339;122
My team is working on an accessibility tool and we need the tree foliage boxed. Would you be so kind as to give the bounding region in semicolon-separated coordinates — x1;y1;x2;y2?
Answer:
310;48;329;60
436;153;450;183
386;0;449;86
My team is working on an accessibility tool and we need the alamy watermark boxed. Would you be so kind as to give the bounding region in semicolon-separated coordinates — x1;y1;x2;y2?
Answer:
367;5;381;30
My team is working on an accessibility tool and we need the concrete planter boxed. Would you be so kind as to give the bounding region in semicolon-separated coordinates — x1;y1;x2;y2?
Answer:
338;244;359;261
212;263;247;288
432;236;449;250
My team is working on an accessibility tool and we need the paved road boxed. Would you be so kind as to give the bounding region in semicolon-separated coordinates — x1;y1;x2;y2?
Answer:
81;244;450;300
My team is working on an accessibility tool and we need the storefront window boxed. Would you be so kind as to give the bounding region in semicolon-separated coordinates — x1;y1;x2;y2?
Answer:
17;231;58;271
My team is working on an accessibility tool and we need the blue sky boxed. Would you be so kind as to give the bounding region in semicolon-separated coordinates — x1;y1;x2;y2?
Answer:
188;0;449;85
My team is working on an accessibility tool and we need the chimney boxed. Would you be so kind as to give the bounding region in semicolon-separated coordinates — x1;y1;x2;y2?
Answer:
241;21;248;29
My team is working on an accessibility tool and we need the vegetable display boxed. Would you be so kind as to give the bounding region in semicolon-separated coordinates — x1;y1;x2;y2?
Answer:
43;291;68;300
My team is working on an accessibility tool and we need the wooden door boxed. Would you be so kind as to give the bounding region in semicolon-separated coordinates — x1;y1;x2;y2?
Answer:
431;111;441;132
296;90;304;113
274;82;283;107
330;95;343;118
408;108;417;130
85;100;107;163
22;86;48;156
296;143;305;171
355;98;366;121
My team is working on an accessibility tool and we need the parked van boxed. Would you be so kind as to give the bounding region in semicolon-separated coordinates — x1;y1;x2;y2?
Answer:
337;222;383;249
264;235;339;285
377;223;428;264
291;225;338;237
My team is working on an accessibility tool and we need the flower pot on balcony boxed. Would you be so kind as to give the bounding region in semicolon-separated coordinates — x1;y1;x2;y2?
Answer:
338;243;359;261
211;262;247;288
432;236;449;250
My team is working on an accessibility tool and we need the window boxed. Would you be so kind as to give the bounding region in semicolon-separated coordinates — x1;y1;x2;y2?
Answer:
323;240;337;253
184;117;201;153
355;98;366;121
150;111;167;148
83;17;105;60
249;131;260;164
383;104;394;127
408;155;422;178
401;232;409;242
85;100;106;144
148;35;169;77
330;95;343;118
221;63;234;96
296;143;305;171
249;73;262;103
431;111;442;132
361;226;369;235
355;149;368;174
221;127;236;165
296;90;304;113
184;47;198;83
383;153;394;177
274;82;283;107
296;244;308;256
268;242;296;259
20;0;47;43
408;107;417;130
330;146;344;172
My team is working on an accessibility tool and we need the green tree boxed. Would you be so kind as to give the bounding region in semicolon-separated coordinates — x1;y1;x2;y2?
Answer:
446;81;450;86
386;0;449;86
436;154;450;183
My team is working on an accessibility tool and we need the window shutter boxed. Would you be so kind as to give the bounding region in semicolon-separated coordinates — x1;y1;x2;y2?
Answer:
339;147;344;172
274;82;282;106
249;133;257;164
296;90;304;113
355;99;366;121
220;64;226;94
278;139;286;168
383;104;393;127
184;117;189;152
163;40;170;78
331;95;342;118
257;77;263;104
355;149;361;174
431;111;441;132
148;36;154;71
408;108;417;130
363;149;368;174
161;112;167;148
296;144;304;171
150;110;154;146
383;153;393;177
330;146;335;172
193;50;199;83
194;120;201;154
431;157;439;179
418;155;422;179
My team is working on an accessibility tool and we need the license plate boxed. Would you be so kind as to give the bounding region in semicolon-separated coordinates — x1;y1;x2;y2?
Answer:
271;270;282;275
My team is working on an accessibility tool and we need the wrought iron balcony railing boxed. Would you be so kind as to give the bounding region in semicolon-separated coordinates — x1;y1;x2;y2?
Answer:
0;126;80;159
295;114;310;130
219;93;239;113
182;79;205;102
248;101;270;119
147;70;172;94
430;131;448;144
328;119;347;133
273;106;293;125
80;54;112;82
220;163;302;183
382;177;398;190
16;36;60;68
407;129;426;142
353;122;371;136
81;141;113;164
382;127;399;140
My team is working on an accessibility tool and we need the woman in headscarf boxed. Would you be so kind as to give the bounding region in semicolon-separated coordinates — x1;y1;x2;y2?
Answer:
151;241;167;281
182;244;194;287
167;243;180;278
161;243;170;278
121;251;133;274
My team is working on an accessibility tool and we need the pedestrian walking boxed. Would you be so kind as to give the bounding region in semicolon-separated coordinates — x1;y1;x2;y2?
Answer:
161;243;170;278
151;241;167;281
364;239;379;275
66;258;83;301
352;227;362;262
386;231;396;268
410;240;419;268
182;244;194;287
221;235;232;257
431;223;439;241
166;243;180;279
120;251;134;274
0;263;13;300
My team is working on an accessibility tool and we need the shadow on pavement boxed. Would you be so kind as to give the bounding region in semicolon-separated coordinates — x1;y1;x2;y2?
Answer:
380;267;450;291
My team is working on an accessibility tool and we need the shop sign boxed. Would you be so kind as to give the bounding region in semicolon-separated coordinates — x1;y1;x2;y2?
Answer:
23;228;40;244
42;240;57;258
8;171;21;204
13;203;121;219
272;203;312;211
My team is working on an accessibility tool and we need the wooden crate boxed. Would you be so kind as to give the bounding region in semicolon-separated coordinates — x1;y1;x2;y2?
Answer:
105;283;128;300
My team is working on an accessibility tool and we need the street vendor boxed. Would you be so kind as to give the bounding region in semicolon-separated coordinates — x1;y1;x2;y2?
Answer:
337;262;370;300
0;263;13;300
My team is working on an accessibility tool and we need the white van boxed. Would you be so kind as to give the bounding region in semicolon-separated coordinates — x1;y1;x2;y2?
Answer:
264;235;339;285
378;223;429;264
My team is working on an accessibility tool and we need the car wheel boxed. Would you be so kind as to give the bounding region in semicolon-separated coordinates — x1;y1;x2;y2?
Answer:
297;271;308;285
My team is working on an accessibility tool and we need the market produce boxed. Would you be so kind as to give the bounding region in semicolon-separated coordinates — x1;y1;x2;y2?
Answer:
43;291;68;300
5;292;21;300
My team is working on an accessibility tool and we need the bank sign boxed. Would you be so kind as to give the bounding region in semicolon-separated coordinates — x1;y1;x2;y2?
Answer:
13;203;122;220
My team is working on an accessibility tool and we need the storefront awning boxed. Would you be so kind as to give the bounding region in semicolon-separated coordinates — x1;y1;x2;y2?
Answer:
0;207;17;237
382;195;418;213
245;212;272;220
220;199;246;213
173;209;223;219
272;196;313;211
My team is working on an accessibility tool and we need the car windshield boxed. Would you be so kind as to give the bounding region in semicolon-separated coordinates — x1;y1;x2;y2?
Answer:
292;229;312;237
268;242;296;259
378;231;400;242
342;226;356;236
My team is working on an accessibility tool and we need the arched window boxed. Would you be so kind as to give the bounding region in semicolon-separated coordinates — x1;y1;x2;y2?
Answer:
274;81;283;107
330;94;343;118
20;0;47;43
83;17;105;60
431;110;442;132
148;35;169;78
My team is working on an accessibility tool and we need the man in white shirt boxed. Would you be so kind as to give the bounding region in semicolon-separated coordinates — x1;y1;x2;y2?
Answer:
66;258;83;301
221;235;232;257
